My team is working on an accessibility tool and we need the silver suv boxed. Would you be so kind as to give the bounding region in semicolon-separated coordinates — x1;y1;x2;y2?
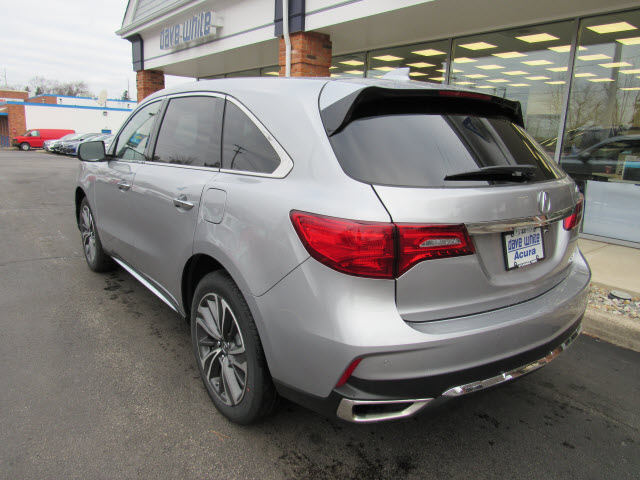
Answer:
76;77;590;424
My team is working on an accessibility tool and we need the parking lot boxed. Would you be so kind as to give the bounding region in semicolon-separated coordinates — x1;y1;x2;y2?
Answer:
1;149;639;479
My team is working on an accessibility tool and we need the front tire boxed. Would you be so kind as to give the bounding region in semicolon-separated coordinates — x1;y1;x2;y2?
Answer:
191;271;277;424
20;142;30;151
79;198;114;272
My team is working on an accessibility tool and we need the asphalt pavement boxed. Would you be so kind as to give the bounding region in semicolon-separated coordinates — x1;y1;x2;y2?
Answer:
1;149;639;479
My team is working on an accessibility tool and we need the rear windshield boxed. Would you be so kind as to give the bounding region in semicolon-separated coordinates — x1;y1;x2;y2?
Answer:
329;114;563;187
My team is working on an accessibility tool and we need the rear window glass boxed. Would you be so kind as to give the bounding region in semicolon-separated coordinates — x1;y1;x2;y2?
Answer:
329;114;563;187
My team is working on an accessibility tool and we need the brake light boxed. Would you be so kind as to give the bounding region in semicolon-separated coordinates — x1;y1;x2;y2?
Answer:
397;225;475;276
290;211;475;279
438;90;492;101
290;211;395;279
563;196;584;231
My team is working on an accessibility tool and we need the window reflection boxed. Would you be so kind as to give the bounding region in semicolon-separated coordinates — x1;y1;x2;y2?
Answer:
366;41;450;83
452;22;574;148
330;53;366;79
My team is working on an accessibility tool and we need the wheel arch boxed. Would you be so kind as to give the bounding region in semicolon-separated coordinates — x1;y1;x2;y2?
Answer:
75;187;87;226
182;253;231;320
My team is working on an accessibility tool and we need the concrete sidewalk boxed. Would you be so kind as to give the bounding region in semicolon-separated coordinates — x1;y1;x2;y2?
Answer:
579;238;640;352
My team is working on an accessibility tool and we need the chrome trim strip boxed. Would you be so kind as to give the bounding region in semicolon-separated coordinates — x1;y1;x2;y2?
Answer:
112;257;180;314
466;205;574;234
442;323;582;397
336;398;433;423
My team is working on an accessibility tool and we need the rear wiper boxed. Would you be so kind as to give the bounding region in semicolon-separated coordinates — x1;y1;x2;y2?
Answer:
444;165;536;182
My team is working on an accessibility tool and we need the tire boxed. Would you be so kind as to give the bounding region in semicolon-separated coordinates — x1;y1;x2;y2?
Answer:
191;271;277;424
20;142;30;151
78;197;114;272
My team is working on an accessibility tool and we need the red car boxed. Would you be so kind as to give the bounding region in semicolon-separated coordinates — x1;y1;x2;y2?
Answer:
13;129;75;151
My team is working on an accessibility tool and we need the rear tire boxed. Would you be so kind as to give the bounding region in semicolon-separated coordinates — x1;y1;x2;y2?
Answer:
79;197;114;272
20;142;30;151
191;271;277;424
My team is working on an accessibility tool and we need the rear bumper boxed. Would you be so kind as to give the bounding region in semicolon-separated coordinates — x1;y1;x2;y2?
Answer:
248;250;590;420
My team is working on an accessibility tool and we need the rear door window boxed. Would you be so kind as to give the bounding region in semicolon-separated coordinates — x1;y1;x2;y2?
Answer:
152;96;223;168
221;101;280;174
329;113;562;187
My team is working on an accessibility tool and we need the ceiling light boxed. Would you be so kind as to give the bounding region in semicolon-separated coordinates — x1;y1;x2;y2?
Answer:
546;81;566;84
516;33;559;43
436;68;463;73
492;51;527;58
587;22;637;34
330;74;341;78
374;66;397;71
412;49;446;56
574;73;596;77
547;67;568;72
406;62;434;68
459;42;497;50
548;45;587;53
464;74;488;78
476;64;504;70
509;83;530;87
599;62;632;68
578;54;611;61
617;36;640;45
621;87;640;90
344;70;364;75
588;78;615;82
503;70;529;76
475;86;495;89
339;60;364;66
522;60;553;66
329;66;338;70
453;57;477;63
264;72;280;76
525;76;550;80
487;79;509;83
409;72;428;76
429;77;445;81
372;55;404;62
455;81;475;85
620;69;640;74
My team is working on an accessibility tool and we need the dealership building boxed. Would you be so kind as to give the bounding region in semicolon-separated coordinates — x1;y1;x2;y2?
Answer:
114;0;640;245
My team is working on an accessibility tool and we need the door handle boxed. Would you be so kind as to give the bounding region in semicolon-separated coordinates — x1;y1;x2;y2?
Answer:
117;180;131;191
173;194;194;211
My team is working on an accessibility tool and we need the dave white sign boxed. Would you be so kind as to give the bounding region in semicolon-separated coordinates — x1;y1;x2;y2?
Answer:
160;11;222;50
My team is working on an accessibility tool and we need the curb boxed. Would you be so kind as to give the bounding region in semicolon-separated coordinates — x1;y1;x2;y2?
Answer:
582;307;640;353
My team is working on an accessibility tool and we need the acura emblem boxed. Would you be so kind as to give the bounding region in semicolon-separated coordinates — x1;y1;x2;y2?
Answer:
538;191;551;214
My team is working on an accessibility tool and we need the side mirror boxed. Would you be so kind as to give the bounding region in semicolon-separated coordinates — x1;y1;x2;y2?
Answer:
78;141;106;162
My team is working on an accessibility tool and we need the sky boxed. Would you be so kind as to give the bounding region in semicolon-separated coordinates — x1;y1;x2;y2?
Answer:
0;0;187;101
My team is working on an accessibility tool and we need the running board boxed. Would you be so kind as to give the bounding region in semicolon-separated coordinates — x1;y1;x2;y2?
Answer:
112;257;181;314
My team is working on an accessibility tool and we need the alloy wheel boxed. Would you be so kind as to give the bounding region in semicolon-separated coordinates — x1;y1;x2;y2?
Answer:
79;205;97;264
195;293;248;406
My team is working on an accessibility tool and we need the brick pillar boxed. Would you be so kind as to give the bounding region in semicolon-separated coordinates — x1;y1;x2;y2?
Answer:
279;32;332;77
136;70;165;102
7;104;26;139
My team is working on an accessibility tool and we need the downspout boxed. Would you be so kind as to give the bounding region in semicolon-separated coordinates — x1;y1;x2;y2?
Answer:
282;0;291;77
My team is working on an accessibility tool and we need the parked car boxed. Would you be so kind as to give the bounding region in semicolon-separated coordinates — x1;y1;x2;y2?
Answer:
559;135;640;184
76;77;590;424
62;134;112;156
44;133;83;152
57;133;102;155
13;128;75;150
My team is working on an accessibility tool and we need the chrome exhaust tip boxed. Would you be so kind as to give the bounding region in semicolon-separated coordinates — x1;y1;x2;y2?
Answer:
336;398;433;423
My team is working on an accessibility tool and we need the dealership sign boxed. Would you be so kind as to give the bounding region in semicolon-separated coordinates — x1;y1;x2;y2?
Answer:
160;11;222;50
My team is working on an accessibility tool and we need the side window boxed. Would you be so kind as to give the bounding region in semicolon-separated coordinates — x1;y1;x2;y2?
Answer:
114;101;162;161
30;130;40;137
153;96;223;167
222;101;280;174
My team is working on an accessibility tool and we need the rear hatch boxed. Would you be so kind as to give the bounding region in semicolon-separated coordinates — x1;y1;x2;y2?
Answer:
321;81;583;322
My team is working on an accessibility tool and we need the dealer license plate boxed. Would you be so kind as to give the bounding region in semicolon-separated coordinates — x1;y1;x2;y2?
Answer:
503;227;545;270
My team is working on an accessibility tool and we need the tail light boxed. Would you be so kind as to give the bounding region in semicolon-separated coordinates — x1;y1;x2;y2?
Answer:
563;196;584;231
290;211;475;279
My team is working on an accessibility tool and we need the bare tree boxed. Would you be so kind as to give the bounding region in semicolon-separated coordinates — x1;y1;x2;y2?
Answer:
28;76;93;97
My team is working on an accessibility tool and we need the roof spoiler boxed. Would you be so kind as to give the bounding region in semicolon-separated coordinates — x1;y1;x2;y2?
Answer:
320;87;524;136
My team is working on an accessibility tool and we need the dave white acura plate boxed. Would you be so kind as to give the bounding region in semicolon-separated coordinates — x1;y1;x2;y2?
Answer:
503;227;545;270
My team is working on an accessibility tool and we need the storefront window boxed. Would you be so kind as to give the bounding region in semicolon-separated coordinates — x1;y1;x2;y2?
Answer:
366;40;450;83
225;68;260;78
330;53;366;78
559;10;640;243
452;22;574;149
